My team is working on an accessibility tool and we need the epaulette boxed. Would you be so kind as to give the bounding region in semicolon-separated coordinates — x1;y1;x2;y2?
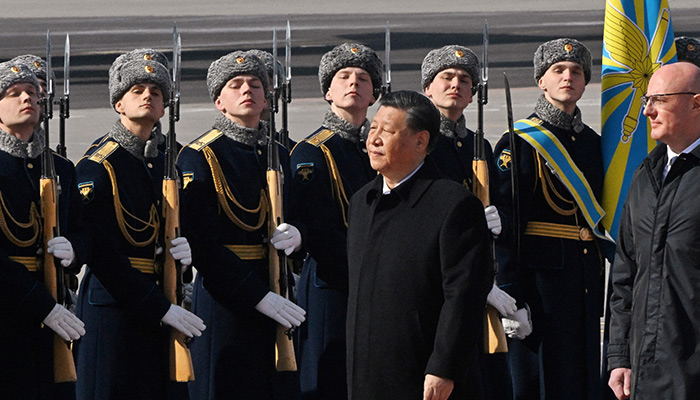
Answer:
88;141;119;164
530;117;544;125
306;129;335;147
188;129;223;152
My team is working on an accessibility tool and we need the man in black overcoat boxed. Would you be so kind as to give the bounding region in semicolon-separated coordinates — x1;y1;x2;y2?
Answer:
346;90;491;400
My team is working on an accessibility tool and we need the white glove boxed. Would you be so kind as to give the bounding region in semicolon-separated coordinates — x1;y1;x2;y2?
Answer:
502;307;533;340
169;237;192;266
484;205;502;236
255;291;306;328
487;284;517;317
47;236;75;267
161;304;206;338
43;303;85;341
270;223;302;256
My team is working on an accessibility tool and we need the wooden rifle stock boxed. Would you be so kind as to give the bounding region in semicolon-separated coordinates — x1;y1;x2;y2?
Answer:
267;169;297;372
40;176;78;382
473;71;508;354
162;176;195;382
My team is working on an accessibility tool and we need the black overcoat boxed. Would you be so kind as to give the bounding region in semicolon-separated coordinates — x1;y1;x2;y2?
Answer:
608;143;700;399
346;159;490;400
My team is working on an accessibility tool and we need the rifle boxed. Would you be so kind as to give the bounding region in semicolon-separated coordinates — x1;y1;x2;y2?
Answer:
279;20;292;150
162;24;195;382
383;22;391;95
267;29;297;372
472;21;508;354
40;29;77;383
57;34;69;158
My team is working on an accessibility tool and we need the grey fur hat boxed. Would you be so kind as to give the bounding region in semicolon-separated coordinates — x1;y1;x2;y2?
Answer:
318;43;383;97
108;50;171;108
10;54;55;84
0;60;40;97
675;36;700;68
206;51;269;102
421;45;480;91
111;48;170;71
247;49;285;84
534;38;592;84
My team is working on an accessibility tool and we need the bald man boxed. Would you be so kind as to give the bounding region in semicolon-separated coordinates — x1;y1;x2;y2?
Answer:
608;62;700;400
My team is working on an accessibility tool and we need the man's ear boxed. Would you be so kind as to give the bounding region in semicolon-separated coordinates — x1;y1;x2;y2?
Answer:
115;100;124;114
537;77;547;91
415;130;430;152
214;97;226;113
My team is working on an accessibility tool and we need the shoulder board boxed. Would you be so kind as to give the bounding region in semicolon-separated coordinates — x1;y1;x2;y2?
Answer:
529;116;544;125
188;129;223;152
88;141;119;164
305;129;335;147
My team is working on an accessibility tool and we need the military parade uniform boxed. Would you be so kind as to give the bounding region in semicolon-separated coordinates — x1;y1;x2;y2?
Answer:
177;114;291;399
289;110;376;399
0;128;89;400
74;122;174;400
493;96;606;400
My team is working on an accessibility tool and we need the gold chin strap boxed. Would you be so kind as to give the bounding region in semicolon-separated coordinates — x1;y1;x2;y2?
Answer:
319;144;350;228
202;146;268;232
0;191;40;247
536;153;578;216
102;160;159;247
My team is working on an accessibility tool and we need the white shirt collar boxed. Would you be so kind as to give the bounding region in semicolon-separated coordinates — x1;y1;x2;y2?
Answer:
382;161;424;195
667;136;700;162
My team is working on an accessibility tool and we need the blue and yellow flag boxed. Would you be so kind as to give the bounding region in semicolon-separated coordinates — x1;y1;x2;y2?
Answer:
601;0;677;240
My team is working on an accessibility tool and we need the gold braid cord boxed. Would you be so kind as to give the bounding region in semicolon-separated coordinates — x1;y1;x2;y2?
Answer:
536;154;578;217
202;146;268;232
319;144;350;228
0;191;40;247
102;160;159;247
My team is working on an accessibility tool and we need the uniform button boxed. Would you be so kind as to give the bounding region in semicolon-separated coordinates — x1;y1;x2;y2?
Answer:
583;248;588;254
457;141;463;148
258;149;263;156
27;163;33;169
147;162;153;169
362;148;368;153
585;288;588;294
571;136;576;141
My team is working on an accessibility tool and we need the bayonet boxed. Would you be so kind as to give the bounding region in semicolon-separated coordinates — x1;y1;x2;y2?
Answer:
481;21;488;106
280;21;292;149
383;22;391;95
57;34;69;157
504;73;520;266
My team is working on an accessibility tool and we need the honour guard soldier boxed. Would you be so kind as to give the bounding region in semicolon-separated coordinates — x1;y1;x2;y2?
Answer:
0;60;88;399
289;43;382;400
493;38;608;400
421;44;510;399
74;49;205;400
675;36;700;68
177;51;305;399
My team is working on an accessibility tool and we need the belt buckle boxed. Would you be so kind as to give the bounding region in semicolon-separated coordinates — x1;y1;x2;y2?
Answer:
579;227;593;241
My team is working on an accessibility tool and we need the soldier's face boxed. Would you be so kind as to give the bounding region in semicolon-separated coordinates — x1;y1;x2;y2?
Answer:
367;105;429;185
215;75;267;128
326;67;375;112
538;61;586;113
0;82;41;133
115;83;165;125
424;68;474;116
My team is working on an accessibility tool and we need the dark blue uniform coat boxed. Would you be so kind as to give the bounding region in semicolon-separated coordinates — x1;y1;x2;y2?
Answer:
493;113;605;400
0;140;89;400
289;127;375;399
178;130;292;400
74;135;172;400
